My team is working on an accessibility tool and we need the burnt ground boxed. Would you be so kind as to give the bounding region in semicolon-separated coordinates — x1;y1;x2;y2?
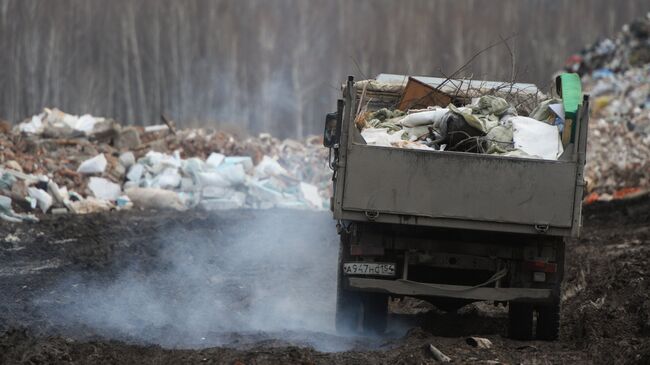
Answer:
0;196;649;365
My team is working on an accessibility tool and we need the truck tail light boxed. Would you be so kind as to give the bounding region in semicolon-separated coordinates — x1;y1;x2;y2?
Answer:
523;260;557;273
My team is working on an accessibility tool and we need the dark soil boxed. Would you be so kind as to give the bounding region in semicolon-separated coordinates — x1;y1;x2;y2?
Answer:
0;196;649;364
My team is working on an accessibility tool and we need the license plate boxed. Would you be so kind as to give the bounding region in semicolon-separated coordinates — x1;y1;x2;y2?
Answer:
343;262;395;276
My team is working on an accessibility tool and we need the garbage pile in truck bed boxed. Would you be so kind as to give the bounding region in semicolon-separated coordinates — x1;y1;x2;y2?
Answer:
354;76;570;161
0;108;330;222
566;13;650;201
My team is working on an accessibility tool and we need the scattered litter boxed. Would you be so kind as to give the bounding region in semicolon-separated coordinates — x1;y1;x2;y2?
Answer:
51;208;68;215
300;182;323;209
68;197;114;214
2;106;330;221
77;154;107;174
354;81;569;160
428;344;451;363
465;336;493;349
565;15;650;196
126;187;187;211
88;177;122;201
27;187;53;213
0;196;38;222
119;152;136;169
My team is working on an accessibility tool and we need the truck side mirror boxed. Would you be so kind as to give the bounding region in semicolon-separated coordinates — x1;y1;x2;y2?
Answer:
324;99;345;148
323;112;338;148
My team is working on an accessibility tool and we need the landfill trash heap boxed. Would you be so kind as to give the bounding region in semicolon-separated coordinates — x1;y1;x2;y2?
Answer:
565;13;650;202
0;108;330;222
353;74;574;162
565;12;650;76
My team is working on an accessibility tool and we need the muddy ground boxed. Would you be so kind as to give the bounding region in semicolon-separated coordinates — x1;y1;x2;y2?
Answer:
0;196;649;364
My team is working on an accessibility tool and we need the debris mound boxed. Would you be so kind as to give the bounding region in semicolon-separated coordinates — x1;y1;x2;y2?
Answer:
566;14;650;201
0;110;330;221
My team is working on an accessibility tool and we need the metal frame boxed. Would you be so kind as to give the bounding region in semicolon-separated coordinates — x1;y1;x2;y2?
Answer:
347;277;553;302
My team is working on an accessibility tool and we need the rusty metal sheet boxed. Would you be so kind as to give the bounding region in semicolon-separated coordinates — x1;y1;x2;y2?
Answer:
397;77;453;110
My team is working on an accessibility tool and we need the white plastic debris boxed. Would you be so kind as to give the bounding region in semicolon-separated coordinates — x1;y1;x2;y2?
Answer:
144;124;170;133
201;186;232;199
0;195;38;222
549;104;565;120
143;150;182;172
465;337;493;349
429;344;451;363
125;187;187;211
361;128;407;147
77;154;108;174
75;114;98;134
47;181;67;205
248;180;286;205
152;167;182;189
68;197;114;214
19;114;44;134
400;108;449;127
88;177;122;201
300;182;322;209
223;156;254;171
254;156;288;178
126;164;145;182
180;177;195;192
27;187;53;213
119;152;136;169
200;192;247;210
512;117;564;160
198;164;247;188
205;153;226;169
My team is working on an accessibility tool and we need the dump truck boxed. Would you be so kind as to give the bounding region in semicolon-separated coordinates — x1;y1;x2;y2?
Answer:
323;74;589;340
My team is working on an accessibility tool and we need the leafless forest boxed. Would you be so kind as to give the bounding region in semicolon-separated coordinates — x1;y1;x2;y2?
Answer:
1;0;649;137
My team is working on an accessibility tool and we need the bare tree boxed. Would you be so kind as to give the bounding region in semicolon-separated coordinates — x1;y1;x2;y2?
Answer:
0;0;648;137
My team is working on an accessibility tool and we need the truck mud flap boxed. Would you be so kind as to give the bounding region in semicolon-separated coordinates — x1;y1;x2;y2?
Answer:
347;277;552;302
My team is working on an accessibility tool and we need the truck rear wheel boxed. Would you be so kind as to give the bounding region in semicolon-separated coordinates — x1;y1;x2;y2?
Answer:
335;232;362;333
361;293;388;335
508;302;534;340
536;302;560;340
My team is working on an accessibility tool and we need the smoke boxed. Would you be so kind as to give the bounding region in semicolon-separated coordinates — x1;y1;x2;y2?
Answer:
34;211;375;352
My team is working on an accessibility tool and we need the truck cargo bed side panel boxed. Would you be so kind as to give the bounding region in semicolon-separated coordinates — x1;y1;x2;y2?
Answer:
342;145;576;228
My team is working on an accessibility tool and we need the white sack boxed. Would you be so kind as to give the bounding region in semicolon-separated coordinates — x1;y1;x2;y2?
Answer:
512;117;563;160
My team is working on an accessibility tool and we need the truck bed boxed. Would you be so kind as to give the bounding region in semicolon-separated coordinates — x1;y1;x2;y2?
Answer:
332;77;588;237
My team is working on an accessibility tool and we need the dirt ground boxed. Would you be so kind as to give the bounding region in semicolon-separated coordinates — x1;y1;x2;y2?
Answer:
0;196;649;364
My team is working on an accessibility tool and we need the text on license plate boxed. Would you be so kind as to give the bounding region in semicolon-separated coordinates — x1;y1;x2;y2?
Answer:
343;262;395;276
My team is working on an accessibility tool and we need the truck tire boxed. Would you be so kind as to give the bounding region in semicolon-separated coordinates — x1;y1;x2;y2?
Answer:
508;302;534;340
335;232;362;333
361;293;388;335
536;302;560;340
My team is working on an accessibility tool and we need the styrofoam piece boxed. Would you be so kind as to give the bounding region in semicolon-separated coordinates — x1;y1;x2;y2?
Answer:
299;182;322;209
88;177;122;201
77;154;107;174
27;187;53;213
